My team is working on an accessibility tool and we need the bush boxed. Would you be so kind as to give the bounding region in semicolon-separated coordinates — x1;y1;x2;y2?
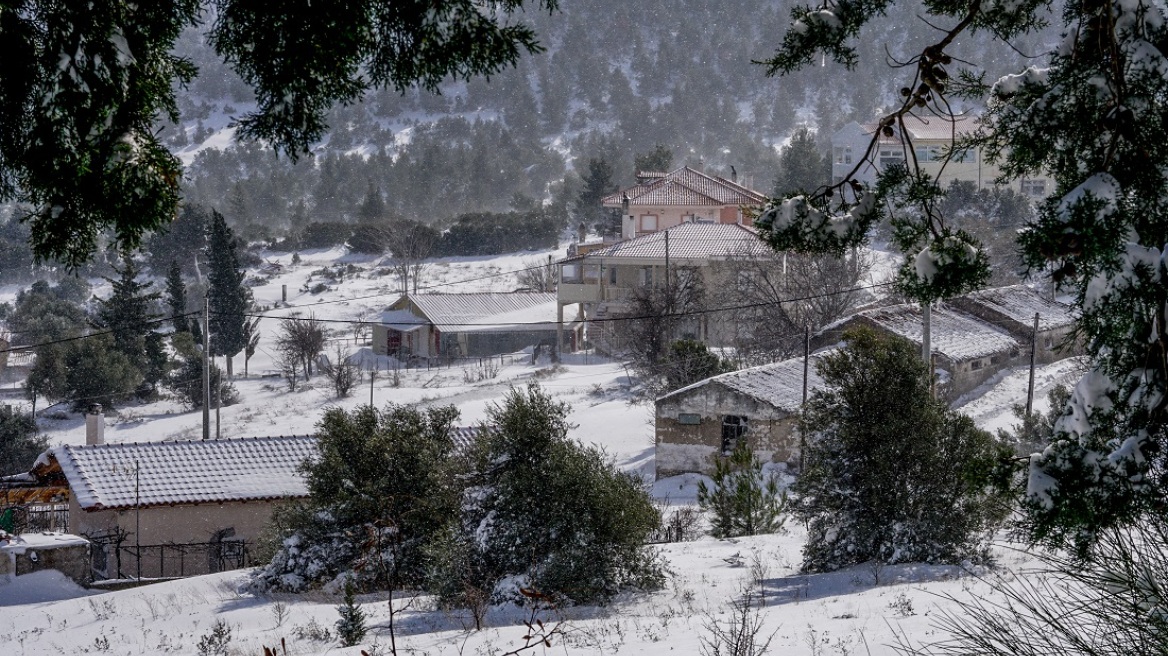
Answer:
335;579;367;647
253;404;462;591
698;441;788;538
298;222;353;250
794;327;1009;572
0;406;47;476
442;384;664;605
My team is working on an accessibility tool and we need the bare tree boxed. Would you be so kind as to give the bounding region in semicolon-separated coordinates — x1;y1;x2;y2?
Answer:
276;314;326;381
242;316;261;378
618;267;707;392
322;343;360;398
717;247;871;361
385;219;436;295
516;257;558;292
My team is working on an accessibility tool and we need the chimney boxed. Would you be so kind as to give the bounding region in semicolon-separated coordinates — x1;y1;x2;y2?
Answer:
85;404;105;446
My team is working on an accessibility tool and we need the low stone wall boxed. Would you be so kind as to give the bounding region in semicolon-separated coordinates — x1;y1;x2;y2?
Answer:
1;533;91;587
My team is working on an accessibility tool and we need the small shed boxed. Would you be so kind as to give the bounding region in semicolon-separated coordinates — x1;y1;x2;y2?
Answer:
372;292;574;359
33;435;316;580
948;285;1080;363
655;355;826;477
1;532;91;586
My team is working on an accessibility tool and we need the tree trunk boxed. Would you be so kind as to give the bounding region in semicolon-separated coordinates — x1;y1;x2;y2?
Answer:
226;355;234;379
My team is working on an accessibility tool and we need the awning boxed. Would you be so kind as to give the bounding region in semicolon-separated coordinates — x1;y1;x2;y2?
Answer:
381;309;429;332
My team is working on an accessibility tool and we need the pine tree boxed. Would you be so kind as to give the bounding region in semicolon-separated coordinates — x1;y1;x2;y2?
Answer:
165;260;190;335
773;127;830;197
576;158;620;237
697;441;788;539
757;0;1168;553
205;211;252;377
335;579;367;647
633;143;674;175
93;252;161;371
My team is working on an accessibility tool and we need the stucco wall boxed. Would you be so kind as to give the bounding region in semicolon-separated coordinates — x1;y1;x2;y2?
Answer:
655;383;801;477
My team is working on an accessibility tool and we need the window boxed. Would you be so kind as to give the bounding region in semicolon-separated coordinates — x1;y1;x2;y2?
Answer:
1044;337;1054;349
639;267;654;286
834;146;844;164
951;148;977;163
915;145;943;163
721;415;749;454
1021;179;1047;197
583;264;601;282
844;146;853;164
640;214;658;231
879;149;905;169
970;359;983;371
561;263;581;283
609;266;617;284
678;413;701;425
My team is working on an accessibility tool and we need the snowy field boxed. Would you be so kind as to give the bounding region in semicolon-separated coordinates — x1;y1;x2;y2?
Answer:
0;244;1083;655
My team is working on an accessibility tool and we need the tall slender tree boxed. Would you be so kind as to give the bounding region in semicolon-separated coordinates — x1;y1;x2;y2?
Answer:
165;260;190;335
205;210;252;377
93;252;160;368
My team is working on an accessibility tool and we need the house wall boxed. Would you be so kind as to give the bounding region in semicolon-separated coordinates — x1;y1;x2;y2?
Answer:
72;497;287;578
619;205;740;239
945;298;1082;365
655;383;801;477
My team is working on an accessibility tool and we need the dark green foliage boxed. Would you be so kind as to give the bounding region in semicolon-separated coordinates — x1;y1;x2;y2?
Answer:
437;209;560;257
335;580;367;648
93;252;161;368
794;328;1008;572
576;157;620;237
169;355;237;410
634;144;673;174
27;334;143;411
165;261;191;335
9;281;88;345
664;339;733;393
0;1;556;267
698;441;788;538
296;222;354;250
0;406;46;477
256;404;462;591
205;211;252;361
773;127;830;197
145;205;208;275
459;384;663;604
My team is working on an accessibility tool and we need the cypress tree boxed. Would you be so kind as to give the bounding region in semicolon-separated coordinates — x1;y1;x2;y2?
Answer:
205;210;252;376
165;260;190;335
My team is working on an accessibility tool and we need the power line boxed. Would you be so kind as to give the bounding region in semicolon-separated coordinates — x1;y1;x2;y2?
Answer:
0;311;202;355
235;281;895;328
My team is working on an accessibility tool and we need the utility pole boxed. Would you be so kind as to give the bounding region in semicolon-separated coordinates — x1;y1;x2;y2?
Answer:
215;357;221;440
202;295;210;441
1026;312;1040;416
800;324;810;472
921;301;932;364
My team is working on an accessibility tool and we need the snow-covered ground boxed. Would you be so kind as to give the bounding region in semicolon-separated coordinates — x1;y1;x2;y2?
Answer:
0;244;1079;655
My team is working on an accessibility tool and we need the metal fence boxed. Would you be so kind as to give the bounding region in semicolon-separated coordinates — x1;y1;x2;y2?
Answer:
0;503;69;534
89;537;250;581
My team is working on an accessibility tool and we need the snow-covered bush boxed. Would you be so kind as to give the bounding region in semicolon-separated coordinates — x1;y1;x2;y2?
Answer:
252;403;463;592
794;327;1010;572
429;384;664;607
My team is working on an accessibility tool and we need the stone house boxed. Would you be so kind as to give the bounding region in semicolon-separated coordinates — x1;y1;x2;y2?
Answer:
831;115;1053;198
655;355;826;477
372;292;574;360
602;166;768;240
948;284;1080;364
26;435;316;580
819;302;1024;399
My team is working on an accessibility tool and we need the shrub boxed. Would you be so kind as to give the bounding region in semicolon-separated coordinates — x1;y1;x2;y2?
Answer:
335;579;368;647
794;327;1009;572
698;441;788;538
444;384;664;605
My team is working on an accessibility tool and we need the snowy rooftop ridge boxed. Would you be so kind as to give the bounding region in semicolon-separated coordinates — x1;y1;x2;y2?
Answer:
386;292;560;333
577;222;770;261
602;166;767;208
658;353;829;412
52;435;317;511
957;284;1076;331
857;303;1020;361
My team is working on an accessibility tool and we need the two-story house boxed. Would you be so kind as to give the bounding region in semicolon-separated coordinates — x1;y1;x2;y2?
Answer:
601;166;768;240
831;115;1052;198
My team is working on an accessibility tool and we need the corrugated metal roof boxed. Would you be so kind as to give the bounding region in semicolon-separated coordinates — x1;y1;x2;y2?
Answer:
959;285;1076;331
658;354;828;412
859;303;1020;361
581;223;770;260
401;292;560;333
53;436;317;511
603;166;767;207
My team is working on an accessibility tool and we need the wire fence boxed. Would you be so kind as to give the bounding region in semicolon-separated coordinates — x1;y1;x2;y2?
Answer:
0;503;69;534
100;540;250;580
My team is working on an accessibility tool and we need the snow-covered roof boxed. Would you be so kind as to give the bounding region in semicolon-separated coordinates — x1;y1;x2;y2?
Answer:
602;166;767;207
52;436;316;511
857;303;1020;361
388;292;560;333
860;114;980;144
578;223;770;261
957;285;1076;331
658;354;828;412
